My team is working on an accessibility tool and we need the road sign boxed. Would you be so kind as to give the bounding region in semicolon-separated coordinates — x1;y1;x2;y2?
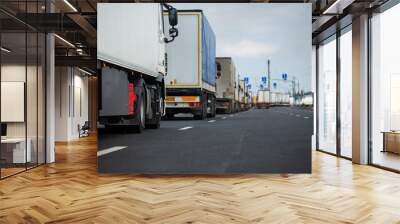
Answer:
261;76;267;84
282;73;288;80
273;82;277;88
244;77;249;84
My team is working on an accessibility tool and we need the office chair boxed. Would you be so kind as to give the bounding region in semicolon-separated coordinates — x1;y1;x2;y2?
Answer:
79;121;90;138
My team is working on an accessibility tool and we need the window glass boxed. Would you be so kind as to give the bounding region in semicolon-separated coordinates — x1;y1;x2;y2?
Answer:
318;36;337;154
1;29;28;178
0;2;46;178
371;3;400;171
27;30;38;169
340;29;352;158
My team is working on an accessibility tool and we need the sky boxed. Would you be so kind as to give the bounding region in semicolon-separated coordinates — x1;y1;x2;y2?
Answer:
172;3;312;94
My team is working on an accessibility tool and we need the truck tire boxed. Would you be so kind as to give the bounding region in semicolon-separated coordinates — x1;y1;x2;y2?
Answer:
194;94;207;120
165;112;174;120
210;95;216;118
227;100;233;114
146;85;161;129
194;108;207;120
134;84;146;133
206;93;215;118
146;115;160;129
194;108;206;120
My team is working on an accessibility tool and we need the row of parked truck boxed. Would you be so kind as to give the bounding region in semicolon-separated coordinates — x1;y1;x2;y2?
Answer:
97;4;251;133
215;57;252;114
256;90;290;109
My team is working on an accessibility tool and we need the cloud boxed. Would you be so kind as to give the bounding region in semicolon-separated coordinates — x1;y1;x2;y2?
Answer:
218;40;277;58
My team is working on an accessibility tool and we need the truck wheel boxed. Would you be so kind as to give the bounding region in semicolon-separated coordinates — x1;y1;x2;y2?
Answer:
194;106;205;120
165;112;174;120
210;96;216;118
194;95;206;120
227;101;233;114
206;93;215;118
212;96;216;117
194;111;205;120
146;86;161;129
146;115;160;129
135;86;146;133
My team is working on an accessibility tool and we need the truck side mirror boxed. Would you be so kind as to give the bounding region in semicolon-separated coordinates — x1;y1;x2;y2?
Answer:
168;8;178;27
217;63;221;72
169;27;178;38
163;5;179;43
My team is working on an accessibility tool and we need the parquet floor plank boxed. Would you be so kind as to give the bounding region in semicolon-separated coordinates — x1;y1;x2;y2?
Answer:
1;136;400;223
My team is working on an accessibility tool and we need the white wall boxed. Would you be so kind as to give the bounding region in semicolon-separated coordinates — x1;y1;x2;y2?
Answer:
1;65;26;138
1;63;46;164
1;65;27;144
55;66;69;141
1;65;39;138
55;67;89;141
72;72;89;138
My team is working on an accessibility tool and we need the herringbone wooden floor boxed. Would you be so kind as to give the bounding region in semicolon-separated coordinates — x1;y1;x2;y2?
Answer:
1;135;400;223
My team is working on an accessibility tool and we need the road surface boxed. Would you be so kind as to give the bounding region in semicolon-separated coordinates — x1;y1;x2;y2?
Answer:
98;107;313;174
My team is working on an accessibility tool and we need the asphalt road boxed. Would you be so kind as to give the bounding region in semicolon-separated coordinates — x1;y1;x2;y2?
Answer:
98;107;313;174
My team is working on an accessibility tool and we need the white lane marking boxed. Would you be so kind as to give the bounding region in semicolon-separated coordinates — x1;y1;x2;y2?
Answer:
296;114;300;117
97;146;127;157
208;120;216;123
229;115;234;117
222;117;227;119
304;116;309;119
178;126;193;131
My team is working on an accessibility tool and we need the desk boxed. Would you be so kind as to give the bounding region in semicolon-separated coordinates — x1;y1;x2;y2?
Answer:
382;131;400;154
1;138;31;163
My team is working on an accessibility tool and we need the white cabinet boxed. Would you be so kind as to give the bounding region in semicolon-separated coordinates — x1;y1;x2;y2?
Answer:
1;138;31;163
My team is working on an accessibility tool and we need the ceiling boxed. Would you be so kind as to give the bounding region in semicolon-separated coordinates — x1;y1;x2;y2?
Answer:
0;0;389;69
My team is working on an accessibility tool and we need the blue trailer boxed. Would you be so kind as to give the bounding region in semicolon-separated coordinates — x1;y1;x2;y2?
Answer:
164;10;217;119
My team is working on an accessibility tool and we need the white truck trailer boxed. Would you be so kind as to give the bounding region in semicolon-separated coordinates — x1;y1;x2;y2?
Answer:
97;3;178;132
164;10;217;120
256;90;270;109
301;95;313;106
215;57;236;114
270;92;290;106
299;92;314;106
